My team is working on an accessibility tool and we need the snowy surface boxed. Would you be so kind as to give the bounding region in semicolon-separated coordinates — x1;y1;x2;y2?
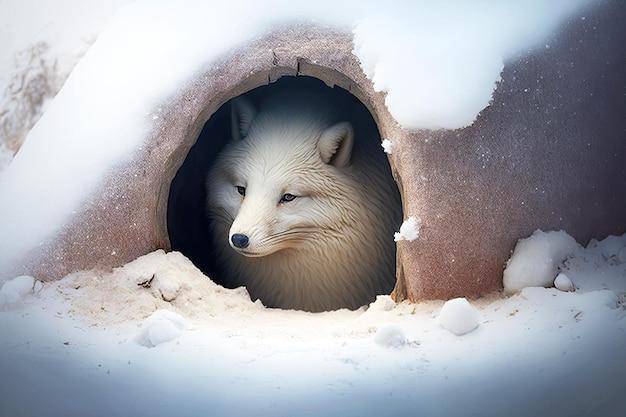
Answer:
0;0;133;170
1;233;625;416
0;0;594;274
394;216;421;242
503;230;582;293
438;298;479;336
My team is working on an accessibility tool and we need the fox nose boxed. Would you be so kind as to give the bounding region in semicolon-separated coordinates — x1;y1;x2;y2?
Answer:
231;233;249;249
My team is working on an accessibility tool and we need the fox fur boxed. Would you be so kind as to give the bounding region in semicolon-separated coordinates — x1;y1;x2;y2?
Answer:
206;85;400;312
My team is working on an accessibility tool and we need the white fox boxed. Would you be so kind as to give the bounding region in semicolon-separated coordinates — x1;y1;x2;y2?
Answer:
206;86;400;312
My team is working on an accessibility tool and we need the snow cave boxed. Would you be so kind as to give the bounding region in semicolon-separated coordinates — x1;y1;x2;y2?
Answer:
166;75;402;308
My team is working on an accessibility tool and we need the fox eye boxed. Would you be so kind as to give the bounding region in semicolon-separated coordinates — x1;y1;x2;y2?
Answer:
280;193;297;203
236;186;246;196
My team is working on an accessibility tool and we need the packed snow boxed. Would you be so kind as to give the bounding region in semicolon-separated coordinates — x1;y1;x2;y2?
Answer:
503;230;582;294
438;298;479;336
0;231;624;416
394;216;421;242
0;0;594;275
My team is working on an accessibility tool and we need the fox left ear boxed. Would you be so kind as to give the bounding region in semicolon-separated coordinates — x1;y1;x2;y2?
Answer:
318;122;354;168
231;97;256;141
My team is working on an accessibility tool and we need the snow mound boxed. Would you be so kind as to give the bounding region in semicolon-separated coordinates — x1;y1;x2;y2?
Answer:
373;324;407;348
503;230;581;294
554;273;575;292
136;309;189;348
438;298;479;336
0;275;34;310
40;250;258;325
394;216;421;242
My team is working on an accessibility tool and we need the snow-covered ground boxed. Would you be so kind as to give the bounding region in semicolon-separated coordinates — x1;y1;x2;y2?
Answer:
1;231;624;417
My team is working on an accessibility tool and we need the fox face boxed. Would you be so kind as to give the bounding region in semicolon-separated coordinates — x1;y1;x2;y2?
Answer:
207;97;358;259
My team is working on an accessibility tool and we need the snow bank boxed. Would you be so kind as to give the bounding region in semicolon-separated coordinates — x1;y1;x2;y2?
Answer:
0;0;592;274
44;250;258;325
503;230;581;294
394;216;421;242
438;297;479;336
0;275;34;310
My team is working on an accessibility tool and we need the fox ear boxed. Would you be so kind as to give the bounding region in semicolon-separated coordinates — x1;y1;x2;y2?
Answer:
231;97;256;141
318;122;354;168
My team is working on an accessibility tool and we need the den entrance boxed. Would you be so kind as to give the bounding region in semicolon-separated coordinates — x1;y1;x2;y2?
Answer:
167;76;401;311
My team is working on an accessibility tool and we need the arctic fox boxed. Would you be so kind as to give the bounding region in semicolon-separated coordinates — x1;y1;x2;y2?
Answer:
206;86;401;312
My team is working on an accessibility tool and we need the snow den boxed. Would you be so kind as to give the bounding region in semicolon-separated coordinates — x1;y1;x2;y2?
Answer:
167;76;402;311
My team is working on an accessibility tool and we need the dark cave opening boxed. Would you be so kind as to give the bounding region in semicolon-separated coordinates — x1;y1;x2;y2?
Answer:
167;75;401;311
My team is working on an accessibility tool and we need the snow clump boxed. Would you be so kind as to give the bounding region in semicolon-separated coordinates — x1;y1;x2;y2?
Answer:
439;298;479;336
0;275;34;310
373;324;407;348
554;273;575;292
381;139;394;154
503;230;581;294
394;216;421;242
136;309;189;348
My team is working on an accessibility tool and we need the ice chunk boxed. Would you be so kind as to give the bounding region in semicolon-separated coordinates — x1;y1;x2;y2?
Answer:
394;216;421;242
503;230;581;294
554;273;575;292
381;139;394;154
136;309;189;348
439;298;479;336
373;324;407;348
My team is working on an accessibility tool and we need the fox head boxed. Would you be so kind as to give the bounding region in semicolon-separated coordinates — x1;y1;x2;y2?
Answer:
207;97;359;258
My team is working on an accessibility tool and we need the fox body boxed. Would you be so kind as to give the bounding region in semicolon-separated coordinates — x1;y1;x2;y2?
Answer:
206;87;400;312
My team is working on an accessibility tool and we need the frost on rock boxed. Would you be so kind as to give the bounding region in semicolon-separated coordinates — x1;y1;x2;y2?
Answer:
554;273;575;292
373;324;407;348
503;230;581;294
381;139;393;154
0;275;34;310
394;216;421;242
136;309;189;348
438;297;479;336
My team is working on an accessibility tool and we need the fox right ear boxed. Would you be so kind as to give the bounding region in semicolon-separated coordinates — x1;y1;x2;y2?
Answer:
231;97;256;141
